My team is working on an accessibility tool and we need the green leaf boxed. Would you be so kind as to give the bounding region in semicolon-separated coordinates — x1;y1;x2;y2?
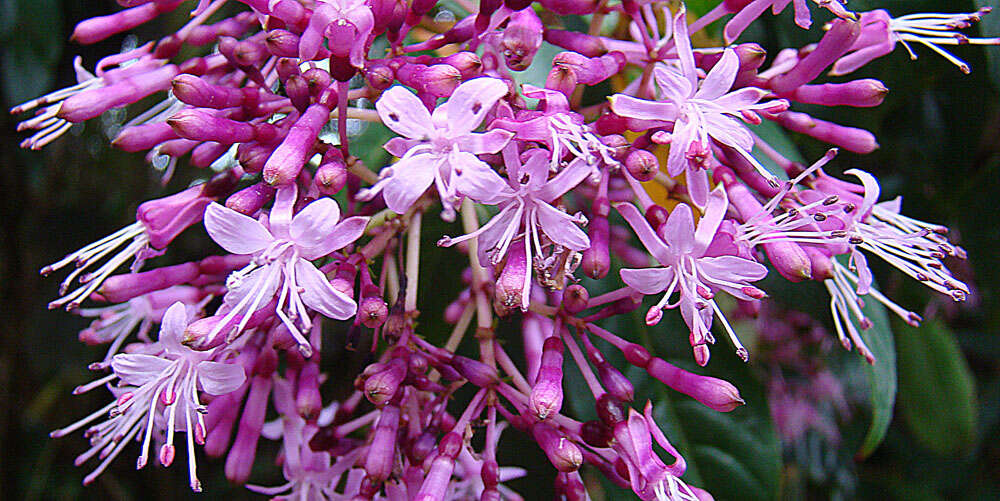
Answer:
852;272;897;458
1;0;62;106
895;319;977;455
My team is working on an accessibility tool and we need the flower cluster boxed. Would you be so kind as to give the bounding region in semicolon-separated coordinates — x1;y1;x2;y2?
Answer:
15;1;992;499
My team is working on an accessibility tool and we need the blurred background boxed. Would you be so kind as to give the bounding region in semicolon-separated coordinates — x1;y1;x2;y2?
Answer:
1;0;998;499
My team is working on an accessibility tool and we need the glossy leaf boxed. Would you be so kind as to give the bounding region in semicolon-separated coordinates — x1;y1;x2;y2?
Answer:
895;319;977;455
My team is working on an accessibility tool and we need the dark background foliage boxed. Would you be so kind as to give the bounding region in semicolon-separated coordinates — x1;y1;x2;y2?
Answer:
0;1;998;499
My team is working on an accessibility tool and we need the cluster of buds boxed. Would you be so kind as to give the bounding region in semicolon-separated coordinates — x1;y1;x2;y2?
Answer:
14;0;992;499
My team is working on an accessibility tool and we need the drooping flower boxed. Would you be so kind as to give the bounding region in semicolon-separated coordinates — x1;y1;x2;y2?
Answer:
610;6;787;206
203;184;368;354
439;148;591;311
52;302;246;491
617;186;768;365
832;7;1000;75
357;77;514;220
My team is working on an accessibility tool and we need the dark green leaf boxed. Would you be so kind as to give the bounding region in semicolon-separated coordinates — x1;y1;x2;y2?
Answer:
852;270;897;458
895;319;977;455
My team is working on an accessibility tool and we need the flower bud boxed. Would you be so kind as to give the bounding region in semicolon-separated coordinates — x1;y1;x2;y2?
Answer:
434;52;483;80
450;355;500;388
646;358;744;412
226;182;276;215
787;79;888;108
296;361;323;419
263;103;331;185
625;149;659;182
770;111;878;154
543;29;606;57
72;1;183;44
135;184;215;249
167;110;257;144
314;157;349;195
171;74;245;109
531;422;582;472
529;336;564;420
502;9;543;71
112;122;178;152
359;296;389;328
561;284;589;314
224;375;271;483
769;18;861;93
539;0;599;15
580;419;613;448
493;241;530;315
364;357;406;406
365;404;400;483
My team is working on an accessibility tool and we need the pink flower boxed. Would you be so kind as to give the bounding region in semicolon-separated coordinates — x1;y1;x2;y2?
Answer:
610;6;786;206
439;148;591;311
52;302;246;491
617;186;768;365
358;77;514;220
204;184;368;354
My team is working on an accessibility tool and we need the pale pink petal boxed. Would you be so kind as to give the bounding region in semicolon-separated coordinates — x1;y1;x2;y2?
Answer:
376;86;434;139
522;84;571;111
694;185;728;253
384;137;422;157
609;94;677;123
703;112;754;151
853;249;873;295
455;159;513;205
204;203;274;255
711;87;770;112
666;118;695;176
223;264;279;310
296;259;357;320
621;267;675;294
268;182;297;240
445;77;509;134
664;203;696;254
537;157;592;202
615;202;673;265
381;154;437;214
535;203;590;251
699;255;768;283
695;48;739;101
687;166;710;210
844;168;881;216
455;129;514;155
196;360;247;395
290;197;341;250
299;216;369;260
672;6;698;90
112;353;174;387
653;65;694;104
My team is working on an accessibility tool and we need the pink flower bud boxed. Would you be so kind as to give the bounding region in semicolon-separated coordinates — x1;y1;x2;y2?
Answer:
502;9;543;71
544;29;607;57
786;79;888;108
167;110;257;144
364;357;406;406
359;296;389;328
59;64;178;122
263;103;331;185
625;149;659;182
365;404;400;483
531;422;582;472
770;111;878;153
171;74;245;108
529;336;564;420
225;375;272;484
72;1;183;44
561;285;589;314
769;18;861;94
314;157;348;195
225;182;276;215
646;358;744;412
450;355;500;388
136;184;215;249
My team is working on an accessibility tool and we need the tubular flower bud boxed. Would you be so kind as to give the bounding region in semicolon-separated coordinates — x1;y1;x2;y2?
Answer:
529;336;564;420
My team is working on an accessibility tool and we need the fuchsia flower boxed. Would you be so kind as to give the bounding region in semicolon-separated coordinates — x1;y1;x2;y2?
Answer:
832;8;1000;75
358;77;514;220
723;0;855;43
299;0;375;68
439;148;591;311
617;186;768;365
610;6;787;206
52;302;246;491
204;184;368;354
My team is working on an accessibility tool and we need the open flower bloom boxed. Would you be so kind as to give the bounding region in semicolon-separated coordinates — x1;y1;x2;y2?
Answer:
51;302;246;491
204;184;368;354
299;0;375;66
357;77;514;219
832;8;1000;75
610;6;786;207
439;148;591;311
617;186;768;365
611;403;705;501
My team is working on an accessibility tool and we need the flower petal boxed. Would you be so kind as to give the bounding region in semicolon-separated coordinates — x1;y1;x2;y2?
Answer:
455;159;513;205
653;66;693;105
609;94;677;123
672;6;698;91
196;360;247;395
695;48;738;101
290;197;341;250
381;154;437;214
535;203;590;251
621;267;675;294
375;86;434;139
537;157;592;202
698;255;768;283
296;259;357;320
694;184;728;254
204;202;274;255
844;168;881;216
112;353;174;387
666;118;695;177
455;129;514;155
445;77;509;134
615;202;673;265
300;216;369;260
703;112;753;151
664;203;696;254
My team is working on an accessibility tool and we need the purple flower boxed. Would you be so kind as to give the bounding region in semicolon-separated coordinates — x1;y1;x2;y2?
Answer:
299;0;375;67
357;77;514;220
617;186;768;365
611;403;705;501
204;184;368;354
610;6;786;206
439;148;591;311
832;8;1000;76
52;302;246;491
